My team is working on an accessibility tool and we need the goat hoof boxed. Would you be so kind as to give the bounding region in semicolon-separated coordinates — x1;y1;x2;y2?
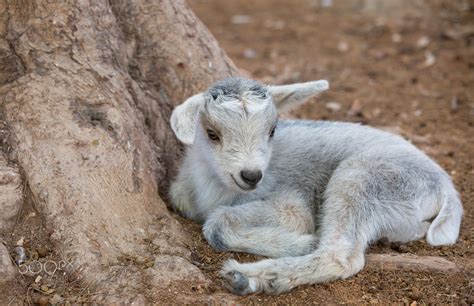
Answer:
223;270;250;295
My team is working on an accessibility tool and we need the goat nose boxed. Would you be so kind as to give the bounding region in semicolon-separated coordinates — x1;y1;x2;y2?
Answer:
240;170;263;186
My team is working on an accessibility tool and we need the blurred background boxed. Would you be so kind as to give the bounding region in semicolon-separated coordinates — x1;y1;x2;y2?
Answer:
186;0;473;303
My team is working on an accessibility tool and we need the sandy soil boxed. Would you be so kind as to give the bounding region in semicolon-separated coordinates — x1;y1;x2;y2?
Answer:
183;0;473;303
1;0;472;304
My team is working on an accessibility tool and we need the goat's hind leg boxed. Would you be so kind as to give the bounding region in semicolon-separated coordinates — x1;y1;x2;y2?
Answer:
385;221;431;243
203;192;317;258
220;194;369;295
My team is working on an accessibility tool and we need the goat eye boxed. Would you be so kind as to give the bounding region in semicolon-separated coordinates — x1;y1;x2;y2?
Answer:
269;126;276;138
207;129;220;142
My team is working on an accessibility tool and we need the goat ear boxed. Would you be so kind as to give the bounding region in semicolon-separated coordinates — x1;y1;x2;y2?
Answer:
170;93;205;145
268;80;329;110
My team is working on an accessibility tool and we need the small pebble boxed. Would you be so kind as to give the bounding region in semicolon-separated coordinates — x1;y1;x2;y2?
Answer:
37;246;49;258
423;51;435;67
392;33;402;43
416;36;430;49
337;41;349;52
325;102;342;112
410;287;422;300
15;237;24;246
37;296;49;306
231;15;252;25
321;0;333;7
450;96;458;112
14;246;26;265
398;245;410;253
50;294;64;304
243;48;257;59
348;99;364;116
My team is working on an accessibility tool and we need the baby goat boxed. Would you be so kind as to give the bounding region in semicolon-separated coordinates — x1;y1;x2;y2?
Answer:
169;77;463;295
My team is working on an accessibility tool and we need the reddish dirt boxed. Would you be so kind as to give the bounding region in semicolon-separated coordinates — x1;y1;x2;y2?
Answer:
2;1;472;304
182;0;474;304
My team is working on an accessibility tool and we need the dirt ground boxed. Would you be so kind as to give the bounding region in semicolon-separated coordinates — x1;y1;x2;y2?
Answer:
182;0;473;304
1;0;472;304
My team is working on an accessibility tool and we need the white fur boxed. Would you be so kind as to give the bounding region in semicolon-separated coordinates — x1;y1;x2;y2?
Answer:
169;77;463;295
269;80;328;110
170;93;205;145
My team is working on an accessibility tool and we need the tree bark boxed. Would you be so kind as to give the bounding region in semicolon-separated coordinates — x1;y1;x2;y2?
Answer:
0;0;237;303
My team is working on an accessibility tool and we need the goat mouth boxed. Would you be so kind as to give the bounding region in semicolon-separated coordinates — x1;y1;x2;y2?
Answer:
230;175;256;191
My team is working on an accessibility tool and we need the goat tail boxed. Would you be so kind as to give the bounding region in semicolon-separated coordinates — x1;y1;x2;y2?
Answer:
426;186;463;246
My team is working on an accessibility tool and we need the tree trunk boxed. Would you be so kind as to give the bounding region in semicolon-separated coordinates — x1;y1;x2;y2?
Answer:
0;0;237;303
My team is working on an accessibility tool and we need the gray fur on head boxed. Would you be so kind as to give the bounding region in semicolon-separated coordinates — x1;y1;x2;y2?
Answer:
169;77;463;296
207;77;269;101
170;77;328;145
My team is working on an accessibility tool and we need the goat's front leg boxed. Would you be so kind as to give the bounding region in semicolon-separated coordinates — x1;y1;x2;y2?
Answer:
169;175;199;221
202;192;317;258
